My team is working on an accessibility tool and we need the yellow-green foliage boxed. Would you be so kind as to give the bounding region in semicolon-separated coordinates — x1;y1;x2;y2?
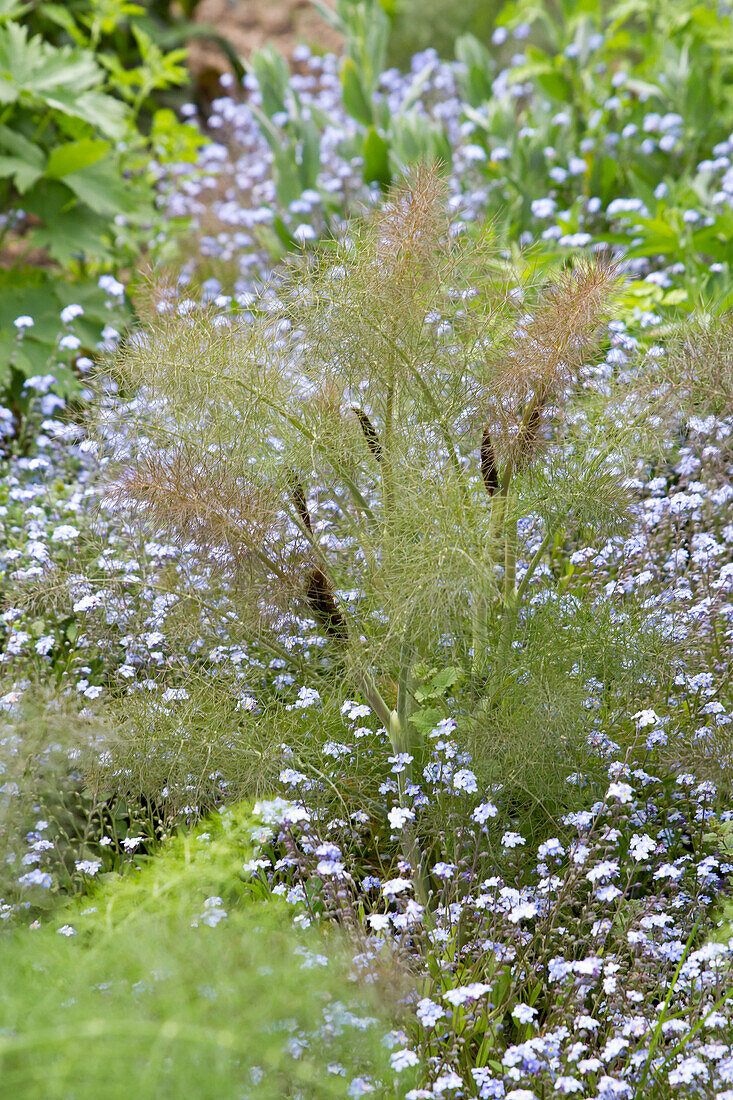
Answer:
102;168;628;762
0;803;405;1099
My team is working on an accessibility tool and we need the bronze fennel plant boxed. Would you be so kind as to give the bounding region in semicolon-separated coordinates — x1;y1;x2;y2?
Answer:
105;168;626;767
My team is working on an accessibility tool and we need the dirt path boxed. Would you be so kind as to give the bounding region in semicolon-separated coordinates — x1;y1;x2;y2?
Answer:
189;0;343;76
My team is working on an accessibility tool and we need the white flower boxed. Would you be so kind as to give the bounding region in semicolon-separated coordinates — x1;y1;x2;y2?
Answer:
59;334;81;351
531;197;557;218
73;593;102;613
293;223;317;243
606;781;633;803
502;832;526;848
98;274;125;297
390;1049;419;1072
341;700;371;721
199;896;227;927
433;1070;463;1093
14;315;34;329
347;1077;375;1097
537;837;564;859
416;997;445;1028
57;925;76;936
382;877;412;899
75;859;101;875
18;869;52;888
288;686;321;710
511;1003;537;1024
453;768;478;793
60;304;84;324
24;373;56;393
51;524;80;543
629;833;656;861
317;858;346;877
388;806;415;831
443;982;491;1006
472;801;498;824
509;902;538;923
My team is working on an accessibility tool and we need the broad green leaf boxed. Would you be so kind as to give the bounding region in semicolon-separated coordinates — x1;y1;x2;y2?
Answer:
0;123;44;189
431;667;462;695
249;44;290;119
299;116;321;192
61;160;146;218
46;139;110;180
271;147;302;209
341;57;373;127
0;23;128;137
536;69;573;101
0;0;27;24
362;126;390;188
32;206;115;264
0;124;43;164
0;154;43;192
40;90;129;140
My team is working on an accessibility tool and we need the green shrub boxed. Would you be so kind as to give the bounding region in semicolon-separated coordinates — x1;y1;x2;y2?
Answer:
0;0;203;396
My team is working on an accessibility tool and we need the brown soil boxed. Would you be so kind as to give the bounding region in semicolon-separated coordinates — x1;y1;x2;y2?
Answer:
188;0;343;77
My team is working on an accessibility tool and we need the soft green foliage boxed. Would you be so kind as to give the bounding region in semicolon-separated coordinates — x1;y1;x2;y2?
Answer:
107;171;632;775
384;0;502;66
278;0;454;195
0;803;403;1099
0;0;202;394
0;268;130;407
455;0;733;290
0;691;156;917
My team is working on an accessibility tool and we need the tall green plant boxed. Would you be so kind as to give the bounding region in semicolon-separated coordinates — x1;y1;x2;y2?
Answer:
107;169;628;771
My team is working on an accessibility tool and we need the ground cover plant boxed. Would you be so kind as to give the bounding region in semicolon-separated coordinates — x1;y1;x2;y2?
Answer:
2;0;733;1097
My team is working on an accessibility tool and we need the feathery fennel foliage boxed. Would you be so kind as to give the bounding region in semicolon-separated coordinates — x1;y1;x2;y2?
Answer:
0;801;405;1100
103;168;630;772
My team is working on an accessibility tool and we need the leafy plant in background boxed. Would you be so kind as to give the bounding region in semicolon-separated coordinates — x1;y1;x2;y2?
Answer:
0;0;204;405
453;0;733;282
382;0;502;68
27;0;245;107
241;0;733;300
249;0;452;218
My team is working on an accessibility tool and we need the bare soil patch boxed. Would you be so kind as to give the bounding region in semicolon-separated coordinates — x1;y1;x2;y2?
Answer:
189;0;342;76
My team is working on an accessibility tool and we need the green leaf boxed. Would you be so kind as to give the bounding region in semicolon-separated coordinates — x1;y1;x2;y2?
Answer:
0;23;129;138
270;147;302;209
249;44;290;119
61;160;146;218
299;116;321;192
362;126;390;188
431;666;462;695
0;124;45;190
536;68;573;101
408;706;443;734
341;57;373;127
0;154;42;191
0;0;28;24
46;139;110;180
30;202;115;264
